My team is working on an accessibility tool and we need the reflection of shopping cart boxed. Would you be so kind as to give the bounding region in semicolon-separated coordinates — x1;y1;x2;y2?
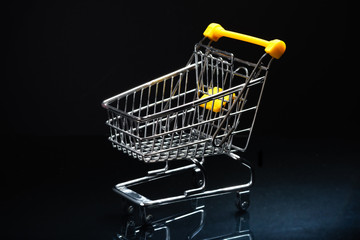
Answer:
116;194;252;239
102;23;285;222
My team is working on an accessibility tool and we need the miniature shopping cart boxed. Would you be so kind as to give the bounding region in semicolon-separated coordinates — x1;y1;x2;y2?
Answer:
102;23;285;223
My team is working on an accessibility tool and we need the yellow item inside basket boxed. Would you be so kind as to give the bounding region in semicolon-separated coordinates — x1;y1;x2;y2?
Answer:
200;87;235;113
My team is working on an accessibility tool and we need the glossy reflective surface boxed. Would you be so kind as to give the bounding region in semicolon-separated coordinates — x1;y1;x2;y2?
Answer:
3;136;360;239
116;195;252;239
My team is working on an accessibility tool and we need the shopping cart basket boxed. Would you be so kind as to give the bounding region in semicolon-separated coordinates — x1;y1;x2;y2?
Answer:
102;23;285;222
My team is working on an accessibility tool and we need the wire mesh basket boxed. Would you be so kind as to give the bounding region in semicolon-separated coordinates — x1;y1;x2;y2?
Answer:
102;23;285;219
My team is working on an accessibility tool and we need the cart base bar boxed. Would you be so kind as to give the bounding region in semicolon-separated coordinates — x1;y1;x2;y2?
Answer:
113;151;253;208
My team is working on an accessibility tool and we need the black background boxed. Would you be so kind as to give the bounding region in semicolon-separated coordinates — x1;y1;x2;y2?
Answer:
3;1;359;239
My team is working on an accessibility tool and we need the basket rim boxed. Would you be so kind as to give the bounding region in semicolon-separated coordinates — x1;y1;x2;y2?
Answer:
103;75;264;123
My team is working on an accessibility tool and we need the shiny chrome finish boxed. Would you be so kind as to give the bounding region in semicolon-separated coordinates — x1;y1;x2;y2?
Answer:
103;42;272;162
113;151;253;207
102;37;274;214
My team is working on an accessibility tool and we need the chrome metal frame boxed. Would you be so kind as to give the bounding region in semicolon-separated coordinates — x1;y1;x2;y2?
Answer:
113;150;253;208
102;37;274;215
102;40;273;163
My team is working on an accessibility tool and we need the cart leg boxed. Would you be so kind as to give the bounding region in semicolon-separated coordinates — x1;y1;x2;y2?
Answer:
147;160;169;175
185;158;206;196
228;152;253;212
235;190;250;212
192;157;206;188
124;219;136;237
192;167;204;188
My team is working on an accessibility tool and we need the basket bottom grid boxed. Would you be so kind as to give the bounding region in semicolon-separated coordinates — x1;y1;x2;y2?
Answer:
109;130;230;162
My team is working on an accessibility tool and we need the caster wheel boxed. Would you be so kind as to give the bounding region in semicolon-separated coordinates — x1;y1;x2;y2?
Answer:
122;204;135;217
236;200;250;211
192;167;204;187
127;205;134;215
235;191;250;212
144;214;153;225
140;206;153;225
119;198;135;217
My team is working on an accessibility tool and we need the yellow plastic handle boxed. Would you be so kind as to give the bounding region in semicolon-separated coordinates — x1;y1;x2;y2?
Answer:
203;23;286;59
